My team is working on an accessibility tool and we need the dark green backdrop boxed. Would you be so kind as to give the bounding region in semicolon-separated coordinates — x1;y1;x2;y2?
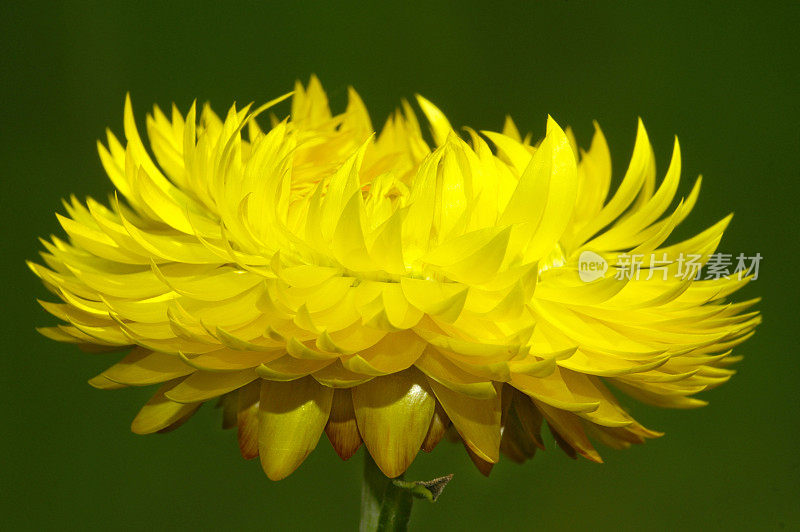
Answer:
2;1;797;530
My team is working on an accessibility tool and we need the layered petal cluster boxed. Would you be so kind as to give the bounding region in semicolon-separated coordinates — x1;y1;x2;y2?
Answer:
32;77;759;480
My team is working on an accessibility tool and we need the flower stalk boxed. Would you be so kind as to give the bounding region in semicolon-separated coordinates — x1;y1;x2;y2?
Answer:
360;452;414;531
360;452;454;531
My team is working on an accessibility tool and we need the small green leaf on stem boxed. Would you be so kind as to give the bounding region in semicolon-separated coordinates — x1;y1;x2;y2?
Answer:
392;474;454;502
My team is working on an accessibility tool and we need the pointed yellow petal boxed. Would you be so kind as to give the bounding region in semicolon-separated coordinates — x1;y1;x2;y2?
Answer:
131;380;201;434
165;369;258;403
512;390;545;449
421;401;451;452
88;375;127;390
426;377;502;463
511;368;601;413
415;95;453;146
325;389;362;460
481;131;532;174
522;117;579;261
352;368;435;477
400;278;468;323
258;377;333;480
500;407;539;463
155;408;198;433
463;440;494;477
344;330;426;375
237;381;260;459
570;118;653;247
100;348;194;386
414;347;498;399
220;392;238;430
312;360;374;388
256;356;334;381
535;401;603;463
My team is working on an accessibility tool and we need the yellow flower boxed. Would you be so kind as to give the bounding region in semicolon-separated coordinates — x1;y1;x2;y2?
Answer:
31;76;759;480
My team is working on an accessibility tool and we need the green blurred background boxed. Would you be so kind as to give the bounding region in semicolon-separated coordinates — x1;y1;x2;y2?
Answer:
2;1;797;529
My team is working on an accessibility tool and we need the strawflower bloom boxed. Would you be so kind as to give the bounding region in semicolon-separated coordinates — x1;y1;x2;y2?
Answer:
31;77;759;483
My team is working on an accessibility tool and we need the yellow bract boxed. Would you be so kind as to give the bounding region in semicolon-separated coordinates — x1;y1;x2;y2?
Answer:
32;76;759;479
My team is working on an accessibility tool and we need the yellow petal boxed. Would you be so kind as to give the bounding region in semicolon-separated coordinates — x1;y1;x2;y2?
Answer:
481;131;532;174
256;355;334;381
421;401;451;452
131;380;201;434
570;118;653;248
535;401;603;463
427;377;502;463
88;375;127;390
522;117;579;261
415;95;453;146
352;368;435;477
220;392;238;430
100;348;194;386
325;389;362;460
258;377;333;480
414;347;498;399
510;366;601;413
179;348;282;372
426;227;512;285
164;369;258;403
511;391;545;449
237;381;260;459
312;360;374;388
400;278;468;323
500;405;539;463
463;440;494;477
343;330;426;375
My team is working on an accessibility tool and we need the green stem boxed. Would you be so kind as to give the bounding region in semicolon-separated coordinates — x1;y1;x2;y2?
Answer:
359;453;413;532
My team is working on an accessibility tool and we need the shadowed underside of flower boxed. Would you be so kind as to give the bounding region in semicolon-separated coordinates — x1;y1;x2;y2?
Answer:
31;76;760;480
